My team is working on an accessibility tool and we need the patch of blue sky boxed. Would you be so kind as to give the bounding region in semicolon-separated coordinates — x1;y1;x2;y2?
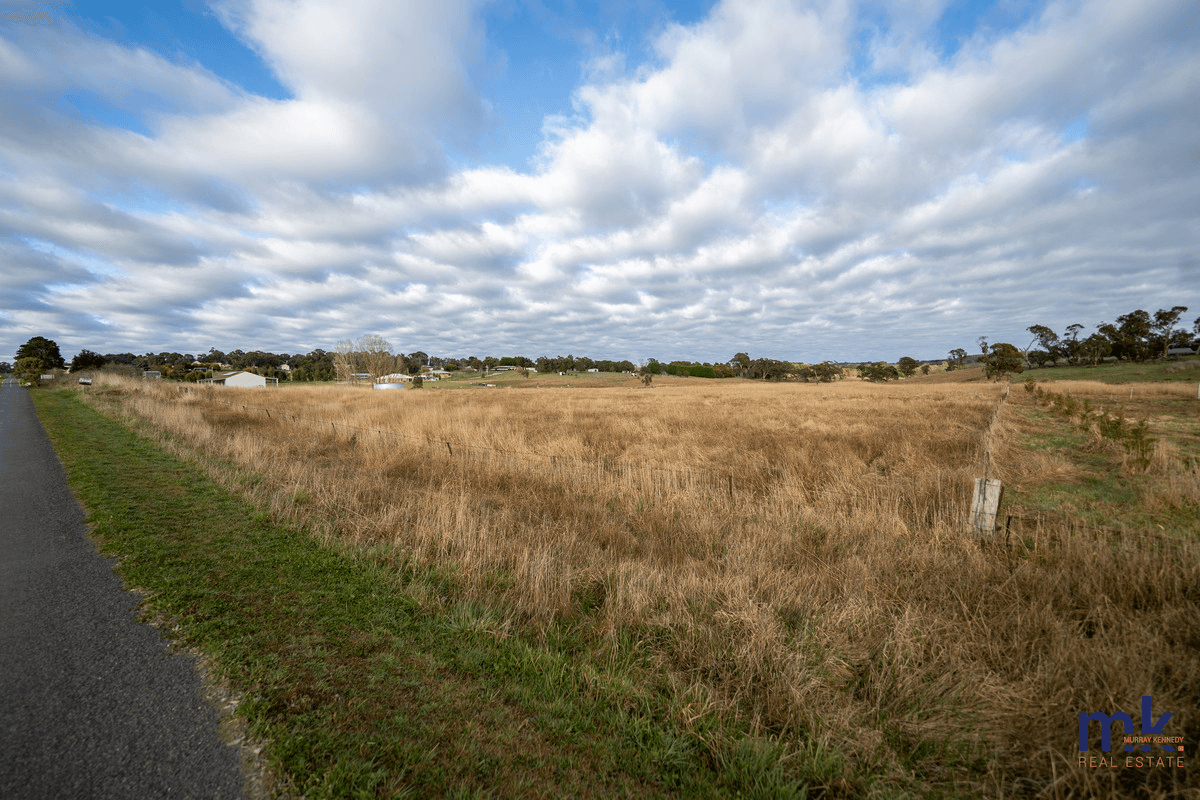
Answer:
934;0;1042;62
20;235;124;277
59;91;153;136
86;187;185;217
63;0;289;100
471;0;717;171
848;5;897;88
1061;115;1088;144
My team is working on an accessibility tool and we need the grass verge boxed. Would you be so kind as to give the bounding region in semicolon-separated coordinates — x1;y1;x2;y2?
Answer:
32;387;855;799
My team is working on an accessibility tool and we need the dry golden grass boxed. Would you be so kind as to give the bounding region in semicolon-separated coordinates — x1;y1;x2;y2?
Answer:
79;375;1199;797
1030;379;1200;401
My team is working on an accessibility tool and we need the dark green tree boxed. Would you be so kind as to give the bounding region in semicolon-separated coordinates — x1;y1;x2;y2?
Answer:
15;356;47;385
1100;310;1152;361
746;358;792;380
70;349;107;371
1062;324;1085;365
1152;306;1188;359
897;356;919;377
858;362;898;382
812;362;843;382
16;336;65;369
1080;333;1112;366
982;342;1024;380
1025;324;1060;367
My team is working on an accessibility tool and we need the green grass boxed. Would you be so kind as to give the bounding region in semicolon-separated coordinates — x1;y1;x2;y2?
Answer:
1023;357;1200;383
32;388;853;799
1003;403;1200;538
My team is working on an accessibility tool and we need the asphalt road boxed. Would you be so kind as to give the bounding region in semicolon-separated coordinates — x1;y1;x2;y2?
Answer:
0;380;247;799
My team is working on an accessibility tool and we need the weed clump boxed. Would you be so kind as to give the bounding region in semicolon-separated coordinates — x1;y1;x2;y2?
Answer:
1031;386;1159;472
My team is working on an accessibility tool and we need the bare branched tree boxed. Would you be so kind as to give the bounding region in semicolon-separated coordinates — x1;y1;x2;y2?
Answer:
333;339;355;383
357;334;396;383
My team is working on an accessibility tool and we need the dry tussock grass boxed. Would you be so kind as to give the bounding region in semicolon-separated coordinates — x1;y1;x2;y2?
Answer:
1031;379;1198;401
80;375;1199;797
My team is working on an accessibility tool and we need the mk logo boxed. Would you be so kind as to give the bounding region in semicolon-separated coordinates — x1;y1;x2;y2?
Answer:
1079;696;1175;752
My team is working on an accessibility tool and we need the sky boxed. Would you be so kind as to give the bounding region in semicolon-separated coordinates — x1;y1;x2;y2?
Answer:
1;0;1197;365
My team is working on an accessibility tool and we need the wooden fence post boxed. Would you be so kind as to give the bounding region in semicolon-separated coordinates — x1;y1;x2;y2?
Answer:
969;478;1003;536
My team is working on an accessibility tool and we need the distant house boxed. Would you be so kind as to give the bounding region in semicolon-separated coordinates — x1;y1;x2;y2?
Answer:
1167;347;1197;357
200;370;273;388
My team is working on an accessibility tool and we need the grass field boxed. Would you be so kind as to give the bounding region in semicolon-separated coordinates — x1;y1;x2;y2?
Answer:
1018;357;1200;384
34;373;1200;798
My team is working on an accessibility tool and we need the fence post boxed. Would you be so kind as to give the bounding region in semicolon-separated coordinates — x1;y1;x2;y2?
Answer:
969;478;1003;536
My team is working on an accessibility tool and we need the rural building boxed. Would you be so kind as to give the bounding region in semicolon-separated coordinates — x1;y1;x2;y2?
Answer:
200;370;274;388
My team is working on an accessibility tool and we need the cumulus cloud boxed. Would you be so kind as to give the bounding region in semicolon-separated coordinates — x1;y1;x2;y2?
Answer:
1;0;1197;363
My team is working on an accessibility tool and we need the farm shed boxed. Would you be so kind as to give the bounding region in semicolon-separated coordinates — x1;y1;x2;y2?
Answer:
200;370;274;388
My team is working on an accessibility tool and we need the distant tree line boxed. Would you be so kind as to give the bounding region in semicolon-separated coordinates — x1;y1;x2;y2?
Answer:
1023;306;1194;367
534;355;637;374
945;305;1196;382
91;348;340;382
26;307;1190;390
10;331;938;388
5;338;342;383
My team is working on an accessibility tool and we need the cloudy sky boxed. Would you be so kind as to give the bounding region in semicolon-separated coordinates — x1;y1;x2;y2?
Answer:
1;0;1197;365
